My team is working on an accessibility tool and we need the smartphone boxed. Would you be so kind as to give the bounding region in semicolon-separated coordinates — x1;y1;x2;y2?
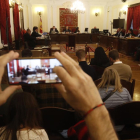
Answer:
7;58;62;85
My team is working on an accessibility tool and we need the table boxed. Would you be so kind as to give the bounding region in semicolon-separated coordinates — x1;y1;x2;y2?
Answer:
36;34;140;56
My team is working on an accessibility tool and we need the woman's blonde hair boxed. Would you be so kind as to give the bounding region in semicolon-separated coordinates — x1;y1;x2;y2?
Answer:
98;68;122;92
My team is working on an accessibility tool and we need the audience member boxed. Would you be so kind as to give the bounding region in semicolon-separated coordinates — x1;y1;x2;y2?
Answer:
0;92;49;140
76;49;97;81
108;49;132;81
23;29;36;49
63;26;71;33
0;51;118;140
124;29;135;38
74;27;80;33
50;26;59;34
22;49;32;57
31;26;42;38
98;68;132;131
90;47;110;68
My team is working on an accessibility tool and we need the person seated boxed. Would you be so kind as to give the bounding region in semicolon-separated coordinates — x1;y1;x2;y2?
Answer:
31;26;42;38
108;49;132;81
22;49;32;57
74;27;80;33
0;92;49;140
76;49;97;81
137;29;140;37
23;29;36;49
112;27;125;37
63;26;71;33
50;26;59;34
124;29;135;38
98;68;132;131
90;47;110;68
19;75;28;84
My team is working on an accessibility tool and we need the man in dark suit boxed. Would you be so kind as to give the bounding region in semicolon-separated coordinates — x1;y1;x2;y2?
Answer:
31;26;42;37
50;26;59;34
76;49;97;81
63;26;71;33
113;28;125;37
24;29;37;49
124;29;135;38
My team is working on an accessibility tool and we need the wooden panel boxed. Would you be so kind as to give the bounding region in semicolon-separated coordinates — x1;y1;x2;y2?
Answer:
59;34;69;44
50;34;59;44
76;34;91;44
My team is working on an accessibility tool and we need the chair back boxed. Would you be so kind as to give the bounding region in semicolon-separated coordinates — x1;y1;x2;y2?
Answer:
40;107;76;133
108;101;140;125
94;79;135;98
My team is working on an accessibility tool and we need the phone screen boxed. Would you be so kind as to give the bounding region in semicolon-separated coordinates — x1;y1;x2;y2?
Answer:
7;58;62;85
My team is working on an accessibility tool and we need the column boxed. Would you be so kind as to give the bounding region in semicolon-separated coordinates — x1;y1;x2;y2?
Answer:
52;5;57;26
108;7;112;33
10;8;15;41
23;4;28;30
103;6;108;29
28;3;32;31
47;6;52;31
80;13;85;33
85;5;90;29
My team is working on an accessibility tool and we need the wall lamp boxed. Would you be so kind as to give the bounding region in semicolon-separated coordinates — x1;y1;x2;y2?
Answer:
121;5;128;15
94;9;100;17
36;7;43;16
9;0;15;8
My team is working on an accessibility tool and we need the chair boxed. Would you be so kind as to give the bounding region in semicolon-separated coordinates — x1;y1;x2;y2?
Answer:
94;78;135;98
66;35;76;52
108;101;140;140
90;65;105;79
40;107;76;133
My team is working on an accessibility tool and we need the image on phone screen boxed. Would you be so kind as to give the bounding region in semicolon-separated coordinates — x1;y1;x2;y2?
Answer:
7;58;62;85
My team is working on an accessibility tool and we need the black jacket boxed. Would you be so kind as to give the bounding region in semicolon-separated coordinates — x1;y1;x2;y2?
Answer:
79;61;97;81
24;33;36;42
74;29;80;33
124;33;135;38
63;29;71;33
113;31;125;37
50;28;59;34
31;31;42;38
90;58;110;68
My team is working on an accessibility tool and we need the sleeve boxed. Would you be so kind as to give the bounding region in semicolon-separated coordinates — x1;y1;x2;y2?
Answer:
90;58;96;65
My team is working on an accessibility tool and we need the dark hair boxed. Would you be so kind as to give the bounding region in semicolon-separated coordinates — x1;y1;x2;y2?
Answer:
21;75;27;81
0;92;42;140
26;28;30;32
129;29;133;34
76;49;85;59
33;26;38;31
109;49;119;60
22;49;32;57
94;47;110;65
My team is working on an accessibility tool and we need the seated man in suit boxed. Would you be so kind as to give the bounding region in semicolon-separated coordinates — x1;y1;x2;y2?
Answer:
108;49;132;81
31;26;42;38
24;29;37;49
63;26;71;33
112;27;125;37
124;29;135;38
50;26;59;34
76;49;97;81
74;27;80;33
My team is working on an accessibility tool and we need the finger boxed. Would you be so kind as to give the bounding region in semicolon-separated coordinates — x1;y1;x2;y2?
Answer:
54;52;79;76
0;51;19;67
53;66;72;85
54;84;67;99
0;85;21;106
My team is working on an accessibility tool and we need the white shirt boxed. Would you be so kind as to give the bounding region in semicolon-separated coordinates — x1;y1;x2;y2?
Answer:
16;129;49;140
113;61;122;64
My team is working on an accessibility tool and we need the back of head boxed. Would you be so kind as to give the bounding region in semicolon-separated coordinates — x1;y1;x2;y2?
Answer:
33;26;38;32
94;47;109;64
22;49;32;57
1;92;42;140
76;49;86;60
109;49;119;61
98;68;122;92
